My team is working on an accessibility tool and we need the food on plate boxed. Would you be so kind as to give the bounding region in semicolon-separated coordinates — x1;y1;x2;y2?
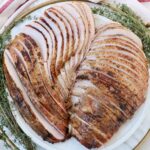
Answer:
2;1;149;149
3;1;95;143
70;22;148;148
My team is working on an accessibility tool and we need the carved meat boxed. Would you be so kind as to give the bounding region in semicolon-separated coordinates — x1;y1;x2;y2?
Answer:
3;1;95;143
3;1;148;149
70;22;148;148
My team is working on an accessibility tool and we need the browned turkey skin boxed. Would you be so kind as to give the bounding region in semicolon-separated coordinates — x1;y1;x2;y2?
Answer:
70;23;148;148
3;1;149;149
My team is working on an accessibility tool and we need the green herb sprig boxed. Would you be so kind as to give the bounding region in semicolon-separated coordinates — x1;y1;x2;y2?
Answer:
92;3;150;62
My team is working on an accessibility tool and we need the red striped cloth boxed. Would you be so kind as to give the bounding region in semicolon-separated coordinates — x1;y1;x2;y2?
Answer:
0;0;29;14
0;0;14;13
139;0;150;2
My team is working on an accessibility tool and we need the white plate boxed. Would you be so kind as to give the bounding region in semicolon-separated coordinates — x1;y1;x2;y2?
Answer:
6;2;150;150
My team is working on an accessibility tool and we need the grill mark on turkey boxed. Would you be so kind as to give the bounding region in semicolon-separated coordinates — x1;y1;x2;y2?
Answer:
50;7;75;89
71;122;104;148
39;17;57;83
93;37;145;59
6;49;67;138
21;30;67;109
22;36;68;118
76;69;137;112
3;64;58;142
77;69;141;110
90;46;147;71
39;18;63;98
48;8;70;62
46;9;71;91
24;39;33;53
72;114;108;139
86;54;148;81
34;21;50;61
69;3;86;56
45;11;64;75
26;25;49;58
90;58;145;87
18;40;32;61
8;35;68;133
94;35;145;56
61;6;79;57
93;40;146;63
38;18;67;101
7;47;66;126
72;84;129;118
52;7;75;59
92;43;145;64
21;33;38;49
82;62;143;103
96;23;123;34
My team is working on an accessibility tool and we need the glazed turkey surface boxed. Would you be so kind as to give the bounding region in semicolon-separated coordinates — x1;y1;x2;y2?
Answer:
3;1;149;149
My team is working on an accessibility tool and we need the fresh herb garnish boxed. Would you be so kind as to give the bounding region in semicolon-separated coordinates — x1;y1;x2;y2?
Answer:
92;3;150;62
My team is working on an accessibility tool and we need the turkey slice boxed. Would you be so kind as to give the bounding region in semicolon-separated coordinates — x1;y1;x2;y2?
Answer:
3;57;60;143
99;28;142;48
86;52;148;83
92;38;146;63
21;25;68;115
89;45;147;71
4;50;64;140
93;35;145;57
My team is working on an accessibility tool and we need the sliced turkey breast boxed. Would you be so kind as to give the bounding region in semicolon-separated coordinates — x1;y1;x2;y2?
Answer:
3;2;148;149
3;2;95;143
4;49;65;141
70;22;148;149
3;61;59;143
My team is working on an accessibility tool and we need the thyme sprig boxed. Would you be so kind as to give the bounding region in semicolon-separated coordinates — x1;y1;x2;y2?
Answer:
0;128;19;150
92;3;150;62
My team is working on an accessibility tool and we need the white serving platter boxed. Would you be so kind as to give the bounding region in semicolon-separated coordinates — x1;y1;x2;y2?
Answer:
4;1;150;150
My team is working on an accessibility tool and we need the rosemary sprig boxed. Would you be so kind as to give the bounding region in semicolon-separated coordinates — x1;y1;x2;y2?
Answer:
0;128;19;150
92;3;150;62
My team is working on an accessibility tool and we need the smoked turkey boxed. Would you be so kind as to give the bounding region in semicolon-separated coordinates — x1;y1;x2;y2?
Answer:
3;1;149;149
